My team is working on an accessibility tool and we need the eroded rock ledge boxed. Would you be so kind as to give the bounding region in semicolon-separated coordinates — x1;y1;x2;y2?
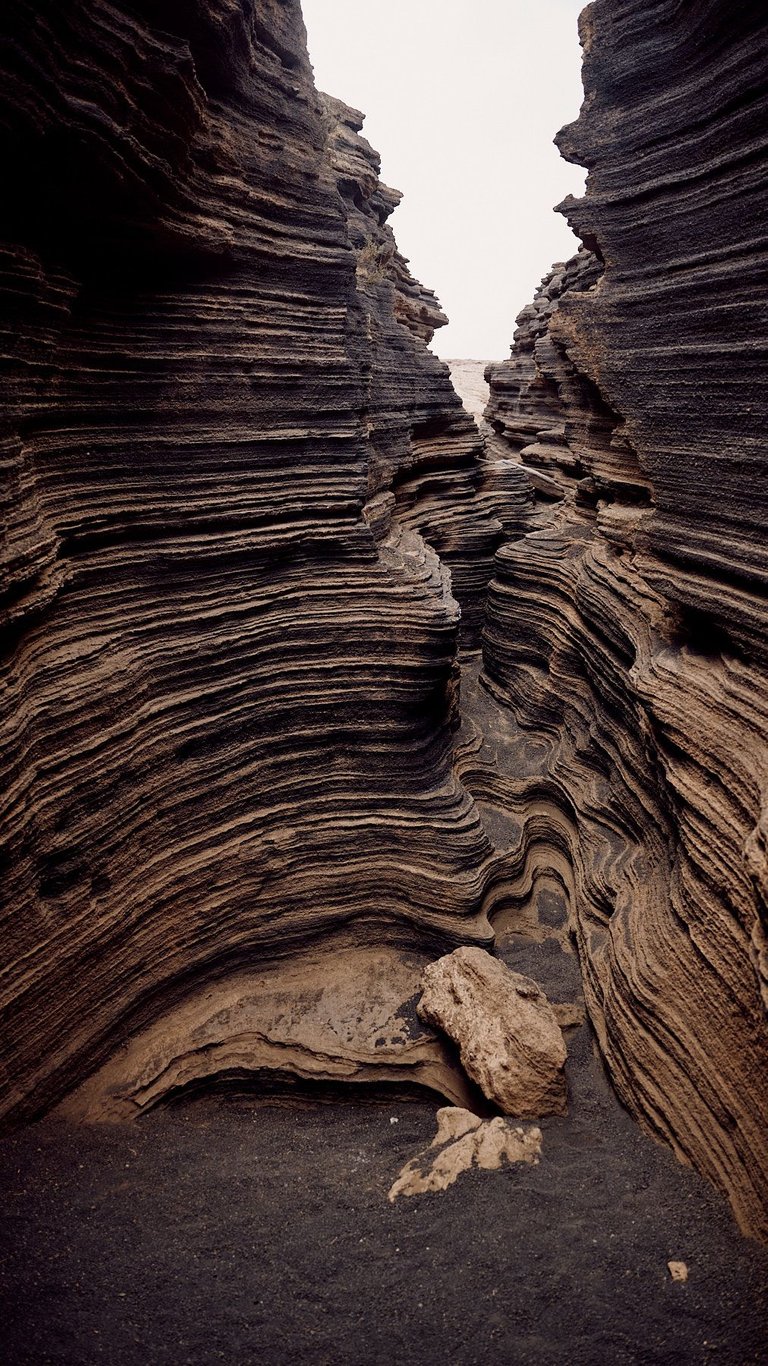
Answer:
484;0;768;1239
0;0;500;1125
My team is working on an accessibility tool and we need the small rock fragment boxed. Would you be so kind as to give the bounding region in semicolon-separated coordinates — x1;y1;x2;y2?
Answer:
668;1260;688;1282
417;947;568;1116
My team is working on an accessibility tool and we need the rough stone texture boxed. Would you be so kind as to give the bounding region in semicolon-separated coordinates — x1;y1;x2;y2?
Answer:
387;1104;542;1201
484;0;768;1239
57;945;486;1122
445;360;492;426
319;95;502;643
417;947;567;1117
0;1;501;1126
2;0;768;1259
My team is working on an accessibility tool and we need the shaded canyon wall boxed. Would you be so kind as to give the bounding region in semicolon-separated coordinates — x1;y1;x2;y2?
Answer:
1;0;767;1244
484;0;768;1238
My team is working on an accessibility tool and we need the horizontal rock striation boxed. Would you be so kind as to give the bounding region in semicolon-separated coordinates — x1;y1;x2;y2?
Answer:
320;94;502;642
3;0;767;1251
484;0;768;1238
0;1;500;1123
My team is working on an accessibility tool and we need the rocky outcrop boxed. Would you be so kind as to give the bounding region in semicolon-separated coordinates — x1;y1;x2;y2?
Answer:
319;94;502;641
0;1;502;1125
484;1;768;1238
418;947;567;1117
2;0;767;1253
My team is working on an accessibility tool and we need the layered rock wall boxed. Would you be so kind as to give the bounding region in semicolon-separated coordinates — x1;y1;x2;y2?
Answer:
485;0;768;1238
0;0;498;1123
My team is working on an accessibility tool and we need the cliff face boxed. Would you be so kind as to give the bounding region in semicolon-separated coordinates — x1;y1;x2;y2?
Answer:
0;0;500;1122
485;0;768;1238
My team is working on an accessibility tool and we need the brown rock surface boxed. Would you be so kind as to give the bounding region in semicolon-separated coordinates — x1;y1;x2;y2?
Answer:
417;947;567;1117
0;1;500;1125
483;0;768;1240
57;945;485;1122
1;0;767;1261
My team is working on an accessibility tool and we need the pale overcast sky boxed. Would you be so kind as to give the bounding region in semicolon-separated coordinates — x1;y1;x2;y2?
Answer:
302;0;586;359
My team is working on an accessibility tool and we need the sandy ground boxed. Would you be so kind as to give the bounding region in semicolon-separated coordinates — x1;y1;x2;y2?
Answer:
2;924;767;1366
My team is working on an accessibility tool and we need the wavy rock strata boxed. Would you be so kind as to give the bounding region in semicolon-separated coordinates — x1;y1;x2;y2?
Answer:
57;946;486;1122
484;0;768;1238
2;0;767;1252
0;0;501;1125
418;947;567;1117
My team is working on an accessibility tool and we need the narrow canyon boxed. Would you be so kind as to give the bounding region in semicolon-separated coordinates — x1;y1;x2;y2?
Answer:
1;1;767;1359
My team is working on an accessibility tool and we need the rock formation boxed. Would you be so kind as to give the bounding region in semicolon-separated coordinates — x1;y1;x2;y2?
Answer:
0;0;500;1126
417;948;567;1117
1;0;767;1251
484;1;768;1238
388;1105;542;1201
57;946;488;1122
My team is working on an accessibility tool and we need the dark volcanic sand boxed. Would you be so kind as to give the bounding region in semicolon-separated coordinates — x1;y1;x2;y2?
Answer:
2;933;767;1366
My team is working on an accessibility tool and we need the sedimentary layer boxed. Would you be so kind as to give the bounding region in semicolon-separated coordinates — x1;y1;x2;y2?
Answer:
0;1;500;1123
484;0;768;1238
3;0;767;1252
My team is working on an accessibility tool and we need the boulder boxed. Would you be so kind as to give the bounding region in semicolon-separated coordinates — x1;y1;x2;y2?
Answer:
417;947;567;1117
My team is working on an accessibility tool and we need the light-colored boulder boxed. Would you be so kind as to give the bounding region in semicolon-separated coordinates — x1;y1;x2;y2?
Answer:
417;946;568;1117
388;1106;542;1201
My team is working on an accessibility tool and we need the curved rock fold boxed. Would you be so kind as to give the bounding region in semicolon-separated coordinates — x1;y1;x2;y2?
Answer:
1;0;767;1250
483;0;768;1239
